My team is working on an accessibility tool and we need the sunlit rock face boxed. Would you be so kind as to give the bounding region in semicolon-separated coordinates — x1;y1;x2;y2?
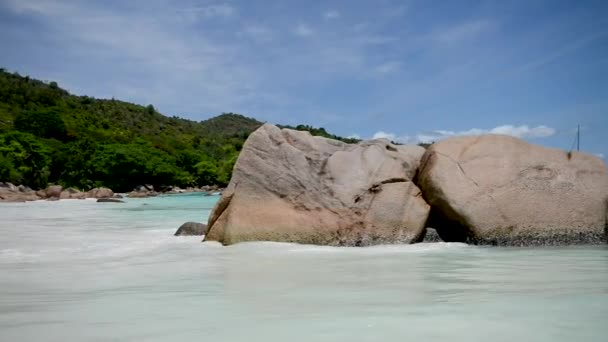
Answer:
204;124;429;246
417;134;608;245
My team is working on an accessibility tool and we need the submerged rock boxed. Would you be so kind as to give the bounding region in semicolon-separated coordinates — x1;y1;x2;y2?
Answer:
204;124;430;246
97;198;125;203
416;134;608;246
175;222;208;236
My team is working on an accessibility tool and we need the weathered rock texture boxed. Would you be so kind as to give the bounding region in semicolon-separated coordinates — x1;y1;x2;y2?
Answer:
175;222;208;236
417;135;608;245
205;124;430;246
0;184;115;202
86;187;114;199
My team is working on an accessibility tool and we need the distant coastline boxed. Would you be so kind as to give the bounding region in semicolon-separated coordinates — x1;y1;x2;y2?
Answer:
0;182;223;203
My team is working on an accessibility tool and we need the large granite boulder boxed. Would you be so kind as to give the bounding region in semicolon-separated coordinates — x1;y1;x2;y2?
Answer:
86;187;114;198
204;124;430;246
60;187;86;199
0;182;19;192
416;134;608;245
0;191;41;202
175;222;208;236
45;185;63;199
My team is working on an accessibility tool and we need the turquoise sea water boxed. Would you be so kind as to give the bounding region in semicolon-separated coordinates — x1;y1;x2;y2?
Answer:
0;193;607;341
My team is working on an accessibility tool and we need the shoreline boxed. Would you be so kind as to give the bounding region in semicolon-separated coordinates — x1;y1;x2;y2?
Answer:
0;182;224;203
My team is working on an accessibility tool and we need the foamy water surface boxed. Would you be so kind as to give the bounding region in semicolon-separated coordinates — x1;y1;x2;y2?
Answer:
1;193;607;341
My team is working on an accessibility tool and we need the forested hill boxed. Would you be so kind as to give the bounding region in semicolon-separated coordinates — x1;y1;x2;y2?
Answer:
0;69;357;191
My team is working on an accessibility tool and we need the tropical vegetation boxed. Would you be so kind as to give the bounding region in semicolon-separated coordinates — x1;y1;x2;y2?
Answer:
0;69;358;191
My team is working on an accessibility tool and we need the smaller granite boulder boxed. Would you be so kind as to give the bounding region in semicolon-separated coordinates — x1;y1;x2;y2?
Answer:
0;191;41;202
45;185;63;199
175;222;208;236
128;191;158;198
60;187;86;199
97;198;125;203
87;187;114;198
0;182;19;192
17;185;32;192
419;228;443;243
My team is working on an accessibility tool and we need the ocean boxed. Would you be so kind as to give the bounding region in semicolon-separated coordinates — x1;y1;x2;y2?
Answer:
0;193;606;341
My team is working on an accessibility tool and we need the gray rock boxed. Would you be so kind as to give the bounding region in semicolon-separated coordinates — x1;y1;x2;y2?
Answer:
204;124;430;246
416;134;608;246
134;185;148;193
18;185;32;193
97;198;125;203
420;228;443;243
0;182;18;192
175;222;208;236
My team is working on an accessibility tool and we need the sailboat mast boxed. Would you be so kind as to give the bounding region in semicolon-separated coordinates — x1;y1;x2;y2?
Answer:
577;124;580;151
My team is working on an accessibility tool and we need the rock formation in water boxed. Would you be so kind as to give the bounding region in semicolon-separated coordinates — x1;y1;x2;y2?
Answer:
205;124;608;246
0;184;115;202
416;135;608;245
175;222;208;236
204;124;430;246
97;198;125;203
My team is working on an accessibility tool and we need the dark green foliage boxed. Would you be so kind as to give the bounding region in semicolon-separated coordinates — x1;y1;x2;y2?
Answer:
0;69;356;190
14;108;68;140
0;131;51;189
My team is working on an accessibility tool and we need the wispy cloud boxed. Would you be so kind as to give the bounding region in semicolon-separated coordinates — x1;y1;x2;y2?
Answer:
323;10;340;20
374;61;401;75
182;4;236;19
595;153;605;159
432;19;493;44
294;23;314;37
371;124;557;144
239;24;274;42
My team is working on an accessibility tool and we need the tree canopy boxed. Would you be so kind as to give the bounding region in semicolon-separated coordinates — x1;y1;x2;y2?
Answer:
0;69;358;190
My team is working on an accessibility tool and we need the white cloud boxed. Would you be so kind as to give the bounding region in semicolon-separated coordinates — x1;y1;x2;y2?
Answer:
0;0;274;116
372;131;397;140
185;4;236;19
487;125;555;138
347;134;361;139
4;0;70;15
374;61;401;74
239;24;274;42
370;124;556;144
595;153;605;159
432;19;493;44
294;23;314;37
323;10;340;20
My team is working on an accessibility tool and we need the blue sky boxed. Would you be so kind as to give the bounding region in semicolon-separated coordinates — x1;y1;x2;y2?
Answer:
1;0;607;158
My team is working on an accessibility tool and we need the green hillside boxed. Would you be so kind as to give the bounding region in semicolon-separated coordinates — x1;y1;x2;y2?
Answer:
0;69;356;191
